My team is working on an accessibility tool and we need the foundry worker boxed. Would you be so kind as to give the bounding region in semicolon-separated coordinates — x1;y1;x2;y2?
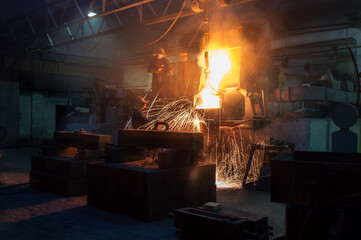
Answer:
131;96;149;129
147;48;173;99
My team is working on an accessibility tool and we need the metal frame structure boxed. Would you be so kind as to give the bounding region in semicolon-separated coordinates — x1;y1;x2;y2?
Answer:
0;0;253;54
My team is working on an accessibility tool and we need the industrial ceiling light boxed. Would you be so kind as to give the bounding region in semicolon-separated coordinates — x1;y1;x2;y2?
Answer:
87;11;97;17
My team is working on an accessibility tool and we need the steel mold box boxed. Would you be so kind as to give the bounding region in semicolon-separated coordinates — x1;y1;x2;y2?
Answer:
271;151;361;206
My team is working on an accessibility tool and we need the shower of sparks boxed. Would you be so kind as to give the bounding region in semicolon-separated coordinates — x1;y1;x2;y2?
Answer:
132;98;265;189
139;97;207;132
207;127;263;189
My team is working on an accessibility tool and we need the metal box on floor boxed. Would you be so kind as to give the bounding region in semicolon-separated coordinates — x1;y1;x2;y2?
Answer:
54;131;112;150
87;159;216;221
174;207;269;240
31;155;89;178
29;170;87;196
272;151;361;240
271;151;361;206
30;155;101;197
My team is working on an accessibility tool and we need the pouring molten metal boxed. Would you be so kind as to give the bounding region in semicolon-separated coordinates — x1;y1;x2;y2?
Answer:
194;50;232;109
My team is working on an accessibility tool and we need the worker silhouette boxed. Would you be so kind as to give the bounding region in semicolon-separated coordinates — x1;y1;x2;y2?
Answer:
147;48;173;99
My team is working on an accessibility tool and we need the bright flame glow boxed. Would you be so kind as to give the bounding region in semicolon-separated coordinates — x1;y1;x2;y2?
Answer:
87;11;97;17
209;51;232;86
195;50;231;109
193;116;201;131
216;180;241;189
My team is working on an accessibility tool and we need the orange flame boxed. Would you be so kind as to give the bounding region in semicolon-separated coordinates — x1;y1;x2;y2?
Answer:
195;50;231;109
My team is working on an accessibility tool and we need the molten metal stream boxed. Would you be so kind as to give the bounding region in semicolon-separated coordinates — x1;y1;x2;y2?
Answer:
194;50;231;109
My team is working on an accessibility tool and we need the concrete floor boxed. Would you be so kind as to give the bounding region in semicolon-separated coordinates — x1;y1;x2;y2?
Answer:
0;147;285;240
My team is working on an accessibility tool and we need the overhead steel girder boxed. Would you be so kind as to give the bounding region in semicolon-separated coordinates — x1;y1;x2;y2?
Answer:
0;0;171;45
41;0;254;50
0;0;254;51
61;0;155;30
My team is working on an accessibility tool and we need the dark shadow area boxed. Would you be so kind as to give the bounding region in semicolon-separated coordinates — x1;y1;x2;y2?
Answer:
0;186;64;212
0;204;178;240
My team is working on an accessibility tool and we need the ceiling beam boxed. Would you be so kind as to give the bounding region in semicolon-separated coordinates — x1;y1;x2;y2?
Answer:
43;0;255;50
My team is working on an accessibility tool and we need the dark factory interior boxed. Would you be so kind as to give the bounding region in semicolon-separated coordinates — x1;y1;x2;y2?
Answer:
1;0;361;239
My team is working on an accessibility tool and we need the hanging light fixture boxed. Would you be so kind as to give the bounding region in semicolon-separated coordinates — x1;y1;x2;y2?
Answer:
87;11;97;17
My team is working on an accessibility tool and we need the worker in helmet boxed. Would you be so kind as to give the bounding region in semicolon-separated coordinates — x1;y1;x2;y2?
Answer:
147;48;173;99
